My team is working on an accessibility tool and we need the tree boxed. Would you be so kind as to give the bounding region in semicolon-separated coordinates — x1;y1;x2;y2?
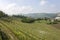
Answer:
0;11;8;18
21;17;35;23
12;15;27;19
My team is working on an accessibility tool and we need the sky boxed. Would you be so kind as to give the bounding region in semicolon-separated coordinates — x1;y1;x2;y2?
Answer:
0;0;60;15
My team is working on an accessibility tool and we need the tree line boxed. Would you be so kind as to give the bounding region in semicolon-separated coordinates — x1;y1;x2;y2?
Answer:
0;11;59;24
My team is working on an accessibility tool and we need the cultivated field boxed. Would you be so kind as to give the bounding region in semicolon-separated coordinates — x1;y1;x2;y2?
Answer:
0;18;60;40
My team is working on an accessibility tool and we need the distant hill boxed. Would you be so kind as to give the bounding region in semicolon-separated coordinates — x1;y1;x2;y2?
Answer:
23;13;57;18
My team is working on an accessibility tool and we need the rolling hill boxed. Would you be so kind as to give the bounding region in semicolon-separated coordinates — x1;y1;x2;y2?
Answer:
23;13;57;18
0;17;60;40
0;11;60;40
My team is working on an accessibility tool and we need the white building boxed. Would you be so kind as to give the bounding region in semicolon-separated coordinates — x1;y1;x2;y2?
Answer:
55;13;60;20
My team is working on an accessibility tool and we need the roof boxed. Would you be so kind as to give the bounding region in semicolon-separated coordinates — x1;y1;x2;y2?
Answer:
55;17;60;19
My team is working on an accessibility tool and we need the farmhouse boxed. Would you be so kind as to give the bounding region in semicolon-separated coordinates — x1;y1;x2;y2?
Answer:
55;13;60;20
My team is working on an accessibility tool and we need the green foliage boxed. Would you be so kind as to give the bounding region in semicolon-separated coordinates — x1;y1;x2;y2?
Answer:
12;15;26;19
0;18;60;40
21;17;35;23
0;17;12;22
0;29;9;40
47;19;58;24
0;11;8;18
36;18;42;21
0;13;60;40
44;17;49;21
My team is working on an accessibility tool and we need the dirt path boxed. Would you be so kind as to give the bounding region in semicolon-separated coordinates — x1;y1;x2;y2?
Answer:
52;23;60;29
0;21;19;40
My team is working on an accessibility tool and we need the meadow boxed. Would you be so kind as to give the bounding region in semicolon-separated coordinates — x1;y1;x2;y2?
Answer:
0;17;60;40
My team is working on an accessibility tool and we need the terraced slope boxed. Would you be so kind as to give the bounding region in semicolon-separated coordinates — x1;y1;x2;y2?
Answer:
0;18;60;40
0;20;19;40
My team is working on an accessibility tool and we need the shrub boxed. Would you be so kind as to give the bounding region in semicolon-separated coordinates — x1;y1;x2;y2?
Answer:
0;29;9;40
21;17;35;23
36;18;42;21
12;15;27;19
47;19;58;24
0;11;8;18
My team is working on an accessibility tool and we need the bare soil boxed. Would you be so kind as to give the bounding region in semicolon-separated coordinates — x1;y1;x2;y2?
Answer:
52;23;60;29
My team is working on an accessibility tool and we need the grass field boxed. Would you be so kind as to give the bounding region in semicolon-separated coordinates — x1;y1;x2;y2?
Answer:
0;18;60;40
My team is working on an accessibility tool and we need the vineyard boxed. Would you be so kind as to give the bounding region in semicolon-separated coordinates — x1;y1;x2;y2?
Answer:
0;17;60;40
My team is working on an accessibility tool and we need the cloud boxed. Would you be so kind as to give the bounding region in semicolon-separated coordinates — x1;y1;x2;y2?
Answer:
39;4;58;13
6;3;17;9
40;0;48;6
0;0;60;15
39;0;58;13
3;3;33;15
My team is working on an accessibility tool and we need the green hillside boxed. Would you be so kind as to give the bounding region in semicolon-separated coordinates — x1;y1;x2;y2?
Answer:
0;11;60;40
0;17;60;40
